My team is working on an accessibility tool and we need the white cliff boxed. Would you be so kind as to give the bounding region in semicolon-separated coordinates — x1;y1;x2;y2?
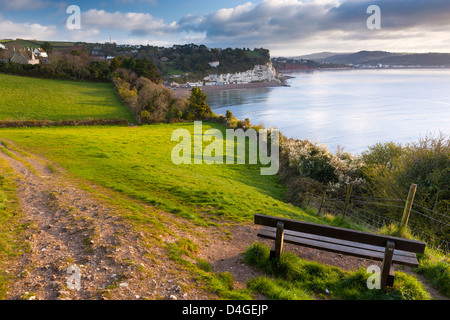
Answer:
204;62;279;83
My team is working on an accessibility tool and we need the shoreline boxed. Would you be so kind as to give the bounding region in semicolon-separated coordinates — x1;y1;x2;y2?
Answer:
171;81;286;98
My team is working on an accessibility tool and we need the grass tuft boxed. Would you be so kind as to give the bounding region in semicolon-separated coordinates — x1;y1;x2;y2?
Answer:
244;242;431;300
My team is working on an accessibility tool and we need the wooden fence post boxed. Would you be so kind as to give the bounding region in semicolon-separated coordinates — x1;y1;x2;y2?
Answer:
306;192;312;206
317;192;326;216
343;183;353;216
400;184;417;230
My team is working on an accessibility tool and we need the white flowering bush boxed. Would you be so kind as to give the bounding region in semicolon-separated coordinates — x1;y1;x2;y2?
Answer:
331;147;366;189
280;138;365;194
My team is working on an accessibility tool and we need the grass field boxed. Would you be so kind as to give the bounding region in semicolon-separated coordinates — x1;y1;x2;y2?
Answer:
0;74;135;122
0;40;77;48
0;73;443;299
0;123;321;225
0;123;442;300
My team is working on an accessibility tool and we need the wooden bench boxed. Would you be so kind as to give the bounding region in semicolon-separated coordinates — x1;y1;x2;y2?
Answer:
254;214;426;289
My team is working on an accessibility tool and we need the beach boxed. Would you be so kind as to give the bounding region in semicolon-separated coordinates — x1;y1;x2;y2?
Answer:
171;81;286;98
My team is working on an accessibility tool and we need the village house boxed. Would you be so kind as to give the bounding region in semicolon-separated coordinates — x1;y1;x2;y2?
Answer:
33;48;48;58
10;48;40;65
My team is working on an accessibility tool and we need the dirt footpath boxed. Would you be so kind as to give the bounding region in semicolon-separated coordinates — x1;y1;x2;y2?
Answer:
0;144;215;300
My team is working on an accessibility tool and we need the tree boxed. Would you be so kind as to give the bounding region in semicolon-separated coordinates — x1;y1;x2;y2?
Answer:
136;77;175;123
361;142;402;170
41;41;53;54
110;57;120;71
134;58;161;83
187;87;214;119
88;60;110;81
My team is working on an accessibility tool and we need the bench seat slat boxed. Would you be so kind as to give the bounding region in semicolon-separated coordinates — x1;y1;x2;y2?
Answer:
260;226;417;259
255;214;426;254
258;227;419;267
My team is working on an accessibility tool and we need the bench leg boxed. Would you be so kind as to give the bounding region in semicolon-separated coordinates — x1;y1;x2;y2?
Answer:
270;221;285;259
387;264;395;287
380;240;395;289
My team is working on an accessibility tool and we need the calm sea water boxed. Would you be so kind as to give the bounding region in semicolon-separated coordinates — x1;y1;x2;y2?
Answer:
206;69;450;155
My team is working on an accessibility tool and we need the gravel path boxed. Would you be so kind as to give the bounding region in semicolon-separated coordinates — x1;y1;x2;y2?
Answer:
0;143;214;300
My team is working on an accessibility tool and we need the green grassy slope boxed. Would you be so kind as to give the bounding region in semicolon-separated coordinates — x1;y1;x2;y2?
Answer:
0;74;135;122
0;123;443;300
0;39;77;49
0;123;317;225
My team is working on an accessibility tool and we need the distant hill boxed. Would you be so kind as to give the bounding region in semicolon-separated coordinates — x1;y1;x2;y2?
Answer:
0;39;78;50
292;52;347;61
375;53;450;66
311;50;450;66
317;51;396;64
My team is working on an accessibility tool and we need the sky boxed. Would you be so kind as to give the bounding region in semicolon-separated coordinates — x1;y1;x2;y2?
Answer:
1;0;450;56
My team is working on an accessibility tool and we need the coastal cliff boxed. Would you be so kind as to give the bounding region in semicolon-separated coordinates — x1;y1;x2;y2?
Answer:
203;62;279;83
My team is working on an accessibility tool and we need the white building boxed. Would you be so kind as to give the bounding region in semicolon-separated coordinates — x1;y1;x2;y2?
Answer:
33;48;48;58
208;61;220;68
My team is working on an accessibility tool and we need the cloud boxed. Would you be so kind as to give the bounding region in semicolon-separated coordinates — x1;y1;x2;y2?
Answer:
66;28;101;42
0;0;52;11
5;0;446;54
82;9;177;36
177;0;450;52
117;0;158;5
0;15;57;39
179;0;342;41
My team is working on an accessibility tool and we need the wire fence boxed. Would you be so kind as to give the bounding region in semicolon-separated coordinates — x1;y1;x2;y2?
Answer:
310;189;450;254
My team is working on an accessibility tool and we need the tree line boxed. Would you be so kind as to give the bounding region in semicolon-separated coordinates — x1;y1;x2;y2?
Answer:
112;67;257;128
0;46;162;83
0;43;271;82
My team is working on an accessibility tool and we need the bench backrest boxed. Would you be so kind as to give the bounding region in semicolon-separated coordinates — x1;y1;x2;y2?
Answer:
254;214;426;254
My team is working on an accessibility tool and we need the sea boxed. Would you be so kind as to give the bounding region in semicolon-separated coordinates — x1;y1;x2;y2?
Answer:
206;68;450;155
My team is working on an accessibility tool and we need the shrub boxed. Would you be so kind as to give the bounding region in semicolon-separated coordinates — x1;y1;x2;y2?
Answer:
360;134;449;243
113;77;138;112
281;139;336;183
113;76;189;124
285;177;326;207
279;138;364;197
